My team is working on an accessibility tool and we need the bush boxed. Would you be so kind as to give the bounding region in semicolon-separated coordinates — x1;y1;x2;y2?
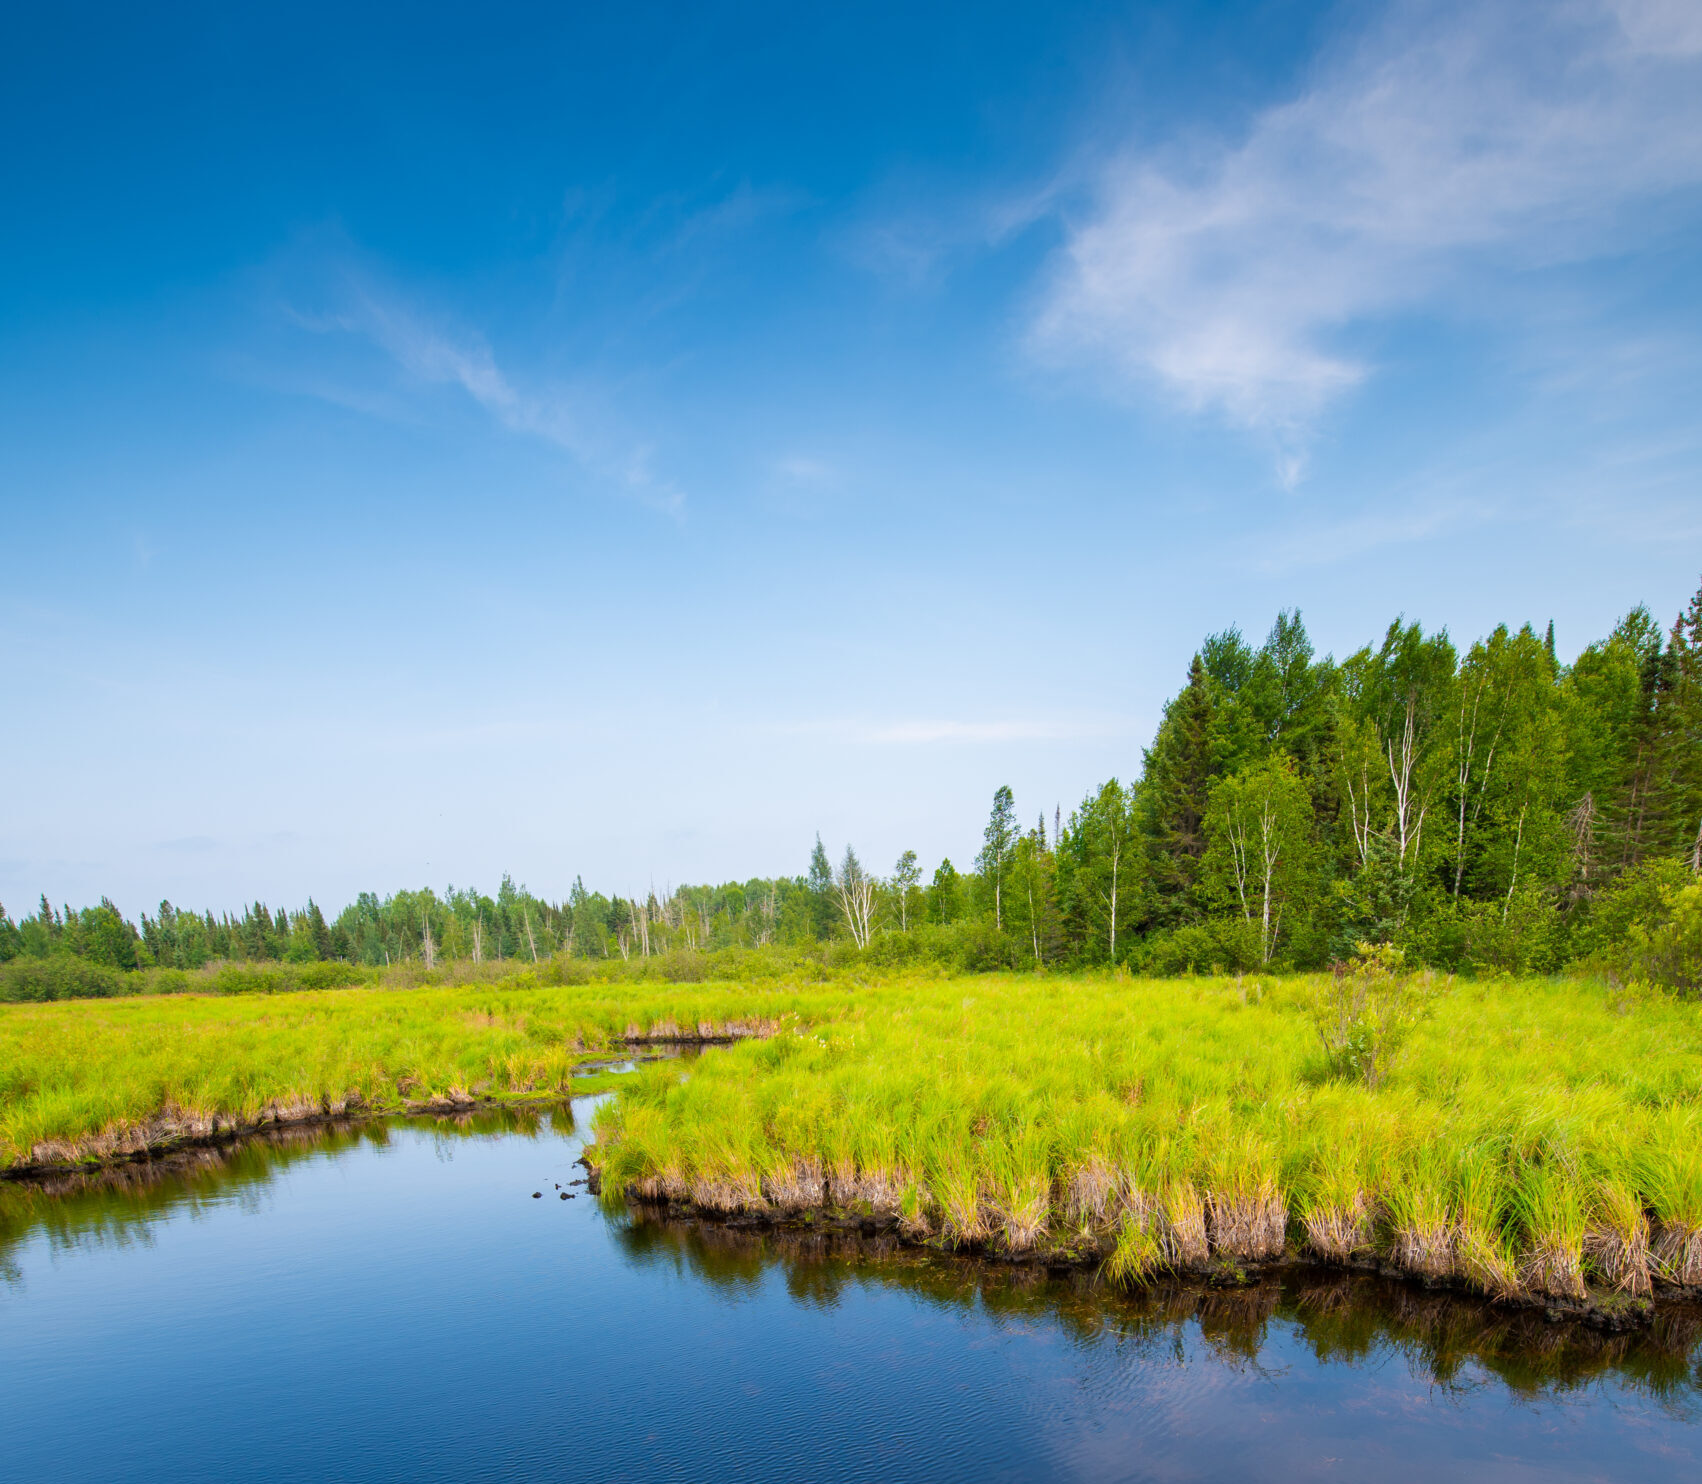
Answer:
1575;859;1693;962
657;949;710;984
946;921;1019;973
1135;919;1262;976
1420;889;1564;976
0;957;127;1002
145;968;194;995
860;930;924;970
1572;860;1702;994
1625;881;1702;996
205;961;369;995
1309;942;1437;1087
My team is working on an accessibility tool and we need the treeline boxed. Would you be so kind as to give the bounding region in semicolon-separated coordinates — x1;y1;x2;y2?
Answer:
3;583;1699;990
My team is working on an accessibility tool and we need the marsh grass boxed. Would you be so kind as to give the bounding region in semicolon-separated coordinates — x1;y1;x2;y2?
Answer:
11;965;1702;1306
0;977;856;1169
589;970;1702;1304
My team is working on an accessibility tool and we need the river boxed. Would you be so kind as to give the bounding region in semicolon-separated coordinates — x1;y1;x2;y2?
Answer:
2;1099;1698;1482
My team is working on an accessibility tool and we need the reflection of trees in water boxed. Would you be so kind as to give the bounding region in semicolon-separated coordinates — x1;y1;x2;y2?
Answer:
0;1105;577;1277
8;1123;1699;1408
1295;1278;1702;1401
613;1211;1702;1404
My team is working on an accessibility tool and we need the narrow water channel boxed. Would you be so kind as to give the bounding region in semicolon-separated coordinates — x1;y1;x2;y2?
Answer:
2;1102;1698;1483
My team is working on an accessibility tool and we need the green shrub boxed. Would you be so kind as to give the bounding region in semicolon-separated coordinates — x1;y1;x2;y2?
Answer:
1627;882;1702;996
206;961;367;995
658;949;710;984
1584;862;1702;995
0;957;126;1002
1137;920;1261;976
1308;942;1437;1087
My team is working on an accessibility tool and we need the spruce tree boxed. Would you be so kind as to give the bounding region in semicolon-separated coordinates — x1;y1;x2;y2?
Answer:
306;900;333;961
807;835;835;938
1140;654;1217;922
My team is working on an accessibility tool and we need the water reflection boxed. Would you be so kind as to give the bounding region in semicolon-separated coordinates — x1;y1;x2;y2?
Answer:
612;1212;1702;1405
5;1108;1701;1413
0;1104;576;1280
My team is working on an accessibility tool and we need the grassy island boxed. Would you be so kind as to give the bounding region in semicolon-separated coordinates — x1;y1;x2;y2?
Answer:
588;969;1702;1304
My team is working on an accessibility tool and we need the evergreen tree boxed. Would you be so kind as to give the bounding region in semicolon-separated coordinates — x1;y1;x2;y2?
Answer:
1140;654;1217;922
1671;578;1702;870
807;835;836;938
306;900;333;961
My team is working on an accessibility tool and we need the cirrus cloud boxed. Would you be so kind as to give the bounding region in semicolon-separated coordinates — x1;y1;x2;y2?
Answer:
1032;0;1702;482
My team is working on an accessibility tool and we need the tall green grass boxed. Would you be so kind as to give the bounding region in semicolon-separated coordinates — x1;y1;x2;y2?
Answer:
0;975;854;1168
590;972;1702;1301
11;965;1702;1303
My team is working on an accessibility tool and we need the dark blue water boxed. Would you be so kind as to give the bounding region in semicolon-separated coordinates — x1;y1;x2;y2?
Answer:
2;1101;1699;1483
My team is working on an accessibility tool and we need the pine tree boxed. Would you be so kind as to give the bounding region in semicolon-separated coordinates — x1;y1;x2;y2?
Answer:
1664;578;1702;869
807;835;835;938
1140;654;1217;921
306;900;333;961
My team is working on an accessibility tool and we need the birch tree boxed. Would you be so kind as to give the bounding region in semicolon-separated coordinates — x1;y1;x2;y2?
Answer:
833;845;877;949
1342;621;1456;871
1205;757;1315;965
979;786;1018;930
892;850;921;932
1073;778;1137;963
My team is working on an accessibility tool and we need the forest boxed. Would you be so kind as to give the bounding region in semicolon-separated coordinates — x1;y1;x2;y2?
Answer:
3;583;1699;992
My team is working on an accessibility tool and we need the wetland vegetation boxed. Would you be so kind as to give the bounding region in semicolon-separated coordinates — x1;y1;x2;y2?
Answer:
6;954;1701;1319
586;965;1702;1311
0;976;844;1171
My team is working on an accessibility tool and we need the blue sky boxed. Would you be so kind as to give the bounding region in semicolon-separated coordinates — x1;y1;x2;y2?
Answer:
3;0;1700;917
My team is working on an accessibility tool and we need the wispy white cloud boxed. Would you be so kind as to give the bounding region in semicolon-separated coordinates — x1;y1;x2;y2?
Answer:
757;451;850;519
656;180;810;256
842;174;1059;289
1032;0;1702;481
282;265;685;514
358;292;685;514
